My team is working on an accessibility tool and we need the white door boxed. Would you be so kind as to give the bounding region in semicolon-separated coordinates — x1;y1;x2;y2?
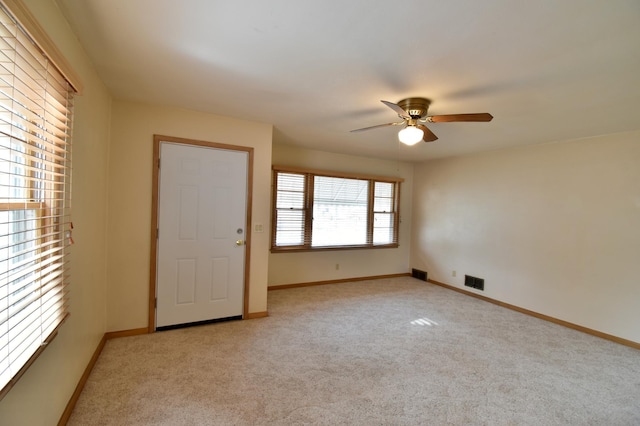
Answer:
156;142;248;328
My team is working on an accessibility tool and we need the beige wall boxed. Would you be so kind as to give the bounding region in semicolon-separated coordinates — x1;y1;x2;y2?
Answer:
269;144;413;286
411;131;640;343
0;0;112;424
107;101;273;331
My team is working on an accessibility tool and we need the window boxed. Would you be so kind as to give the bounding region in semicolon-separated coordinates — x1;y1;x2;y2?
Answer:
272;167;402;251
0;4;75;399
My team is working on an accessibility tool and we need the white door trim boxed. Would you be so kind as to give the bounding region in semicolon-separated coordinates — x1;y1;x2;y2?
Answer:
149;135;254;331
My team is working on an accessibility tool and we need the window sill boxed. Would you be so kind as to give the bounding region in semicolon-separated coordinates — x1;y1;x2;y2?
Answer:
271;243;399;253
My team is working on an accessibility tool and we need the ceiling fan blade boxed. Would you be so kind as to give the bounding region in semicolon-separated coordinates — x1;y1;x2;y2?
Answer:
417;125;438;142
381;100;411;119
350;121;405;132
427;113;493;123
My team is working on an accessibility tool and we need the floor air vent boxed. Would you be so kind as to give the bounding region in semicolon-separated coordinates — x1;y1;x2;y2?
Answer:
464;275;484;291
412;268;427;281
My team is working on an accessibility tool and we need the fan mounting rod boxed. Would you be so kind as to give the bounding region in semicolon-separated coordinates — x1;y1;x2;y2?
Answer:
396;97;431;119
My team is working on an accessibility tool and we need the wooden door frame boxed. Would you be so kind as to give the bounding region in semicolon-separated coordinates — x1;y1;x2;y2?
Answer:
148;134;254;332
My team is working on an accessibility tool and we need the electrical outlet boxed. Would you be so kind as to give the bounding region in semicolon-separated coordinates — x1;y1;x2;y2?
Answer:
452;270;457;277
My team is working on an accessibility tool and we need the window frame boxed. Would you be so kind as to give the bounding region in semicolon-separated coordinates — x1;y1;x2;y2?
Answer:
271;166;403;252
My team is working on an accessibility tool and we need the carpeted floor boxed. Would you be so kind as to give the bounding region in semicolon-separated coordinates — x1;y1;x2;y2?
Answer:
68;277;640;425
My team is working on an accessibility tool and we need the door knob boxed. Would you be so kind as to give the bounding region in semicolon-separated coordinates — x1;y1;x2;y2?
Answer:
236;240;244;246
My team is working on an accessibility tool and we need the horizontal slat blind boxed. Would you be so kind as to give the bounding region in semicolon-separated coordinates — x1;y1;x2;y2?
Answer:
274;172;306;247
0;2;72;398
373;181;396;245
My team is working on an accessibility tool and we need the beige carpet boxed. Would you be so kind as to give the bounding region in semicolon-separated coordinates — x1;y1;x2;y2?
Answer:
68;277;640;425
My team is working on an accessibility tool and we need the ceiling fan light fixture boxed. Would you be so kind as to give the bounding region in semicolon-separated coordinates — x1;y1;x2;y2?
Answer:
398;125;424;145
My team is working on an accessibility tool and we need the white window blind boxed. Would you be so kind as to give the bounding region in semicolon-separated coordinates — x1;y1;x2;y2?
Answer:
0;3;73;399
272;168;401;251
373;181;395;244
274;172;306;246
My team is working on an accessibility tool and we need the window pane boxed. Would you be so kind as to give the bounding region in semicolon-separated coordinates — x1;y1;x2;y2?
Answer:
374;182;393;212
0;138;29;202
276;190;304;209
373;212;394;244
374;197;392;212
314;176;368;203
277;172;304;191
276;173;305;209
374;182;393;197
312;176;368;247
275;210;305;246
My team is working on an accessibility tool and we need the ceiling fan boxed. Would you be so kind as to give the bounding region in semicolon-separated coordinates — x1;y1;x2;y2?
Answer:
351;97;493;145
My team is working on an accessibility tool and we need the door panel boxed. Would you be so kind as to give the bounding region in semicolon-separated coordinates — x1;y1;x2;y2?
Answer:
156;142;248;328
210;257;229;300
176;258;196;304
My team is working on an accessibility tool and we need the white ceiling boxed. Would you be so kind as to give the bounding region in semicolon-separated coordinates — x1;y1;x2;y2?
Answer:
56;0;640;162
